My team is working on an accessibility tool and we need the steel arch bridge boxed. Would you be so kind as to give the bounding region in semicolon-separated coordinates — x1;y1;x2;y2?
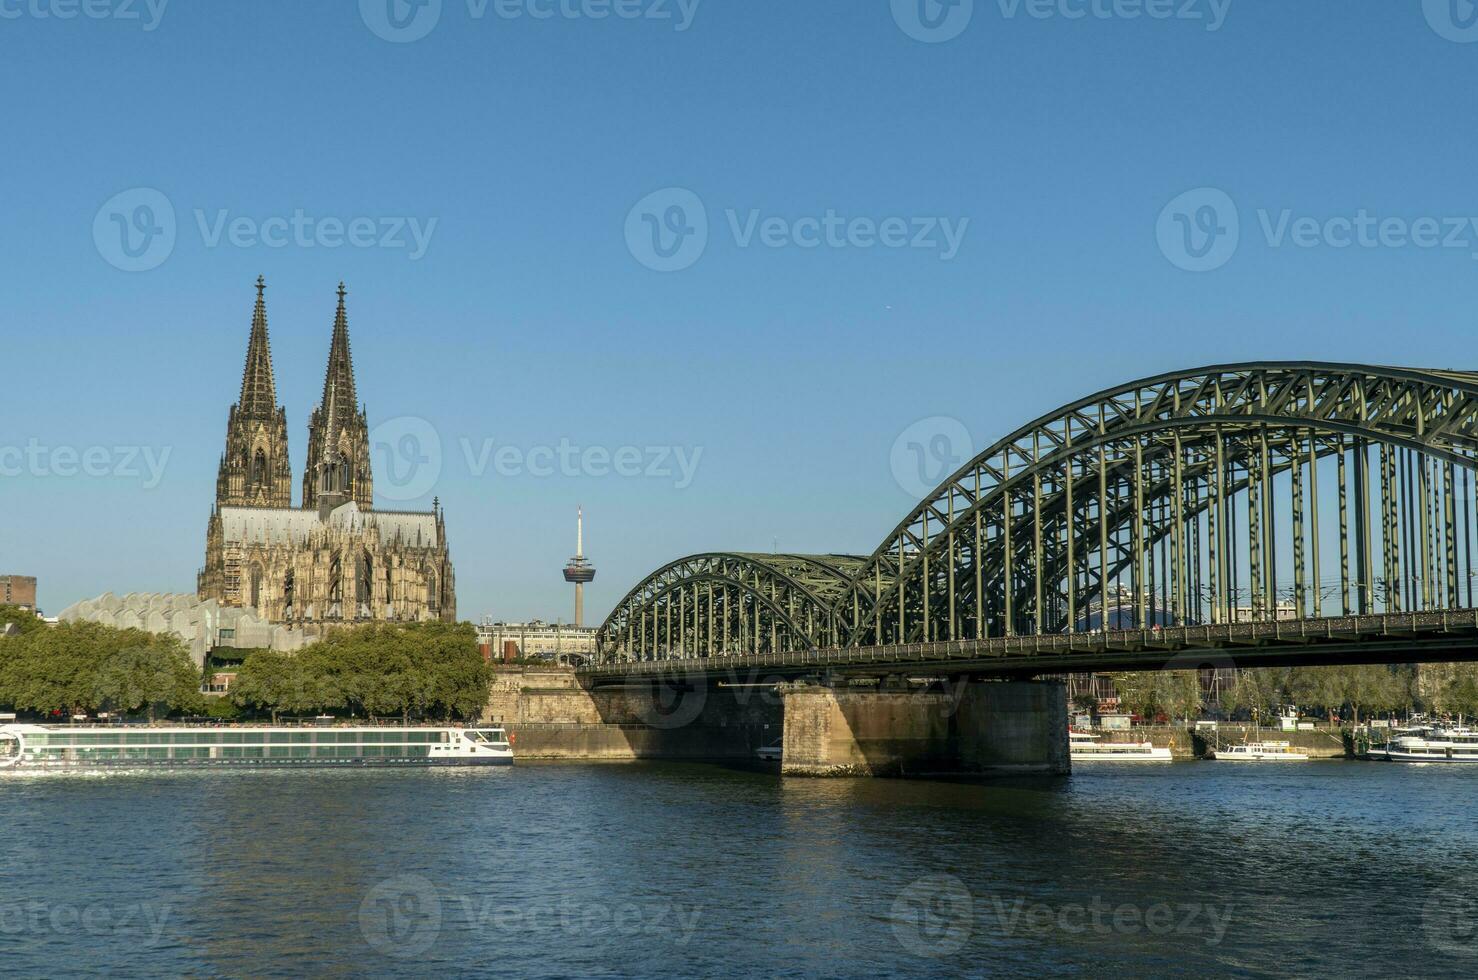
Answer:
595;363;1478;670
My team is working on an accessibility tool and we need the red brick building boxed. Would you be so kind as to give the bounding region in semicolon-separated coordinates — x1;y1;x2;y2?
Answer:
0;576;37;611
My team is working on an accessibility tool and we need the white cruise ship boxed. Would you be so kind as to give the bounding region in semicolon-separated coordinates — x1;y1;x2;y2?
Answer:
1208;740;1309;761
1377;725;1478;763
0;724;513;771
1069;731;1173;762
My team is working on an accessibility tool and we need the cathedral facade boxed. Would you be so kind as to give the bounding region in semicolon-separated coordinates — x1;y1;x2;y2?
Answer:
198;279;456;626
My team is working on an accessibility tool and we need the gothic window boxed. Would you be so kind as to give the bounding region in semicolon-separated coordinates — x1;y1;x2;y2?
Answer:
284;569;295;617
251;449;267;490
249;564;263;611
359;550;374;618
426;571;439;614
341;460;353;493
329;554;343;608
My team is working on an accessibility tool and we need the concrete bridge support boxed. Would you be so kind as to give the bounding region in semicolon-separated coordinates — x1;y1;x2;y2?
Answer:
779;680;1069;778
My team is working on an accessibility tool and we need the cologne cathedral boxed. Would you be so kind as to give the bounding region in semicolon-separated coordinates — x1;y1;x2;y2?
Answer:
198;279;456;626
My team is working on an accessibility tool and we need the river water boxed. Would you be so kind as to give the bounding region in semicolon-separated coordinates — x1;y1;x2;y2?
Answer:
1;761;1475;978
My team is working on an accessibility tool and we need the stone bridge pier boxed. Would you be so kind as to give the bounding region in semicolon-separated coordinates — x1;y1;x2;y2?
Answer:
778;679;1069;778
491;667;1068;778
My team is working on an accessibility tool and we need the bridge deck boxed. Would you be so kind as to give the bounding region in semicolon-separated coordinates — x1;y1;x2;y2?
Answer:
580;610;1478;682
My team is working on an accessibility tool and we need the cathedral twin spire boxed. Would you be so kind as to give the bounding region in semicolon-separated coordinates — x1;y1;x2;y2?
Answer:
303;283;374;514
238;276;279;418
216;278;373;514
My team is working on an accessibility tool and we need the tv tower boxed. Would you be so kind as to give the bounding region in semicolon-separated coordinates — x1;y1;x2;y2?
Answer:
562;506;596;628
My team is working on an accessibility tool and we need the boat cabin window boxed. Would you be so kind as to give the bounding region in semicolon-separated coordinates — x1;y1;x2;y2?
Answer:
464;730;508;745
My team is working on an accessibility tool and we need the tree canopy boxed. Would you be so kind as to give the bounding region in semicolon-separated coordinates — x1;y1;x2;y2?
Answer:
230;621;491;722
0;620;202;719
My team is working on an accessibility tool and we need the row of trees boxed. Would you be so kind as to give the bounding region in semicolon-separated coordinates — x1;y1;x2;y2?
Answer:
1098;663;1478;724
0;609;204;720
0;608;493;723
229;622;491;721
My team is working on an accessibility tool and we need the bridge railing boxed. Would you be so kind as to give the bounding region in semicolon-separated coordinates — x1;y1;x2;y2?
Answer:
582;609;1478;677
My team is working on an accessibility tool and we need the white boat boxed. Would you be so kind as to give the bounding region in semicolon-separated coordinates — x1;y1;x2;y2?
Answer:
1208;740;1309;761
1377;725;1478;763
0;723;513;771
1069;731;1173;762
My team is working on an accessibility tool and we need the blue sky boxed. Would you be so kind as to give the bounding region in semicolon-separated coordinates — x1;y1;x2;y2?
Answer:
3;0;1477;621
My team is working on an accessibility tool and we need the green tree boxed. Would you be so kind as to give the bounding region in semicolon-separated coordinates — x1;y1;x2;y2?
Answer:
0;622;200;719
0;604;44;636
93;641;200;722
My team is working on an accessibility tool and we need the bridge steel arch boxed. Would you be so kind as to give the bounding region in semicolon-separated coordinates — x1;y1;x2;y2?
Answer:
596;363;1478;665
597;553;876;660
840;362;1478;648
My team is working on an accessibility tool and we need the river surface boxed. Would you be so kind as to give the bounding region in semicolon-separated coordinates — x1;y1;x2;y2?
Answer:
1;760;1476;978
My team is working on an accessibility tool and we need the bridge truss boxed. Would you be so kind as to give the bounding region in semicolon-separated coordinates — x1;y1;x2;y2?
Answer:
596;363;1478;666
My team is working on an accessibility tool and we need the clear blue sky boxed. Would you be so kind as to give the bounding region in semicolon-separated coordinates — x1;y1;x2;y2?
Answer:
2;0;1477;622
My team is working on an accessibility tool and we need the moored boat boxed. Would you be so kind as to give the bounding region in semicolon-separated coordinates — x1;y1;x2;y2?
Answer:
1069;730;1173;762
1376;725;1478;763
0;723;513;771
1208;740;1309;761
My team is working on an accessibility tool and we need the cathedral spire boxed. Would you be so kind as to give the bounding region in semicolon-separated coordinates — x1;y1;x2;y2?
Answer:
238;275;278;418
303;282;373;513
214;277;292;510
319;282;358;421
